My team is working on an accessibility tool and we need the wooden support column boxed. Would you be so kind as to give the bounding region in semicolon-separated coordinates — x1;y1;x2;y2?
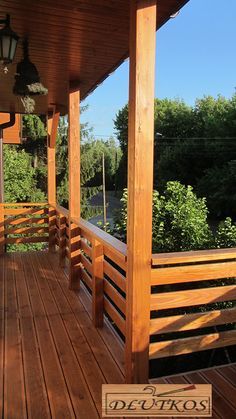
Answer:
125;0;157;383
68;88;81;289
47;114;58;251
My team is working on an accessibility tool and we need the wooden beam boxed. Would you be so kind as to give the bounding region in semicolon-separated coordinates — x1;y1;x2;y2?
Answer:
49;111;60;148
125;0;156;383
68;89;81;289
47;114;58;251
47;116;56;205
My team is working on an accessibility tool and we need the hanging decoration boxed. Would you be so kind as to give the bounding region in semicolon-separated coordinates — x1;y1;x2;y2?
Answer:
13;39;48;113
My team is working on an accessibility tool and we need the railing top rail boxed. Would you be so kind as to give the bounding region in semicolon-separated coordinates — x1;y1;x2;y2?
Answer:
55;204;69;217
54;204;127;259
75;217;127;258
152;247;236;266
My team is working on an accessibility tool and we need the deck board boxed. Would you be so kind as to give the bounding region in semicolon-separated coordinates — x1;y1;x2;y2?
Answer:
1;251;236;418
0;251;124;419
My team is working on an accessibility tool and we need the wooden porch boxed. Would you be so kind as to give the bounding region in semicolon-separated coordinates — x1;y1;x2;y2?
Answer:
0;251;124;419
1;251;236;418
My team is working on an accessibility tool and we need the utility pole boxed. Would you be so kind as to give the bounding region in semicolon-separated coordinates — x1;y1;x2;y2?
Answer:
102;152;107;230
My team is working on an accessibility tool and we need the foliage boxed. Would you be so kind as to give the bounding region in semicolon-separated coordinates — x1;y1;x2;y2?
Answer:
114;182;213;252
196;161;236;218
3;146;45;202
114;94;236;219
56;115;122;216
215;217;236;248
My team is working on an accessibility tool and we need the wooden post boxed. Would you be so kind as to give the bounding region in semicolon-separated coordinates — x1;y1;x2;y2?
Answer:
91;238;104;327
68;88;81;289
47;114;58;251
58;214;66;267
125;0;157;383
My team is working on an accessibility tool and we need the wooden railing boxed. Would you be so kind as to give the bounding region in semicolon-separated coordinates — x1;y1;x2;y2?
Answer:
0;202;50;252
54;205;127;337
150;249;236;361
54;205;236;379
2;201;236;380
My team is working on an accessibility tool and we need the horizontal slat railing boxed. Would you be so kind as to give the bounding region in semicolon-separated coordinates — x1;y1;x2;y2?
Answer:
53;205;236;377
54;205;127;339
150;249;236;360
0;202;50;250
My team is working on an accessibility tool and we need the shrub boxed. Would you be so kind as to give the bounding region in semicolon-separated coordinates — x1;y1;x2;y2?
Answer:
114;181;213;252
215;217;236;248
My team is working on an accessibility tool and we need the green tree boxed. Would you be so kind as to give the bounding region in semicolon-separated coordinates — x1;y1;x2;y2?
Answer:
3;146;45;202
114;182;212;252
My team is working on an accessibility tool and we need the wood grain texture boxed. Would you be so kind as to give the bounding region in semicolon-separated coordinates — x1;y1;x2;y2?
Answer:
149;330;236;359
0;1;189;114
125;0;156;383
151;261;236;285
152;247;236;265
91;238;104;327
150;284;236;310
150;307;236;334
68;89;81;289
104;297;125;336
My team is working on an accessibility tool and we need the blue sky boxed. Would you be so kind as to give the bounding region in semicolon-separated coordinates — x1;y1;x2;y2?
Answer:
81;0;236;139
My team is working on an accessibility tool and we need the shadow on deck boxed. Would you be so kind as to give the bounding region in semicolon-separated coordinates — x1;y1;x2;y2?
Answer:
0;251;124;419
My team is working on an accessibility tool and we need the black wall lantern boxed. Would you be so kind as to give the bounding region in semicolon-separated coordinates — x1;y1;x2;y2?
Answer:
0;14;19;70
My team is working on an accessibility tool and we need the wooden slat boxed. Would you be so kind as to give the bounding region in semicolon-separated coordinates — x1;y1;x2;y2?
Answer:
150;284;236;310
2;202;47;207
104;246;126;271
4;208;48;216
81;253;92;275
149;329;236;359
81;268;92;290
14;254;51;418
4;255;27;418
104;278;126;314
4;217;49;226
5;226;48;235
152;247;236;266
81;229;93;244
91;238;104;327
81;239;92;258
150;307;236;335
151;261;236;285
0;202;48;207
104;297;125;336
103;259;126;292
6;236;49;245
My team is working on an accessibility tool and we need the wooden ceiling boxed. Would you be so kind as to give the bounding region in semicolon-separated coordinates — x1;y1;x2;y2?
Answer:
0;0;189;115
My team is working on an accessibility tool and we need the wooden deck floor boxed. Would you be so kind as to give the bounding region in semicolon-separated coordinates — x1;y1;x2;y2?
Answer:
152;363;236;418
1;251;236;419
0;251;124;419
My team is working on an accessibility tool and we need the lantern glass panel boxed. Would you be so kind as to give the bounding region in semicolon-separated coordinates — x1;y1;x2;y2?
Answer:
2;35;11;61
9;38;17;60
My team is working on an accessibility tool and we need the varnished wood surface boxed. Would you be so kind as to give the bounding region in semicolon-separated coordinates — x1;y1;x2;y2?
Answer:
151;363;236;419
0;251;124;419
0;0;189;114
